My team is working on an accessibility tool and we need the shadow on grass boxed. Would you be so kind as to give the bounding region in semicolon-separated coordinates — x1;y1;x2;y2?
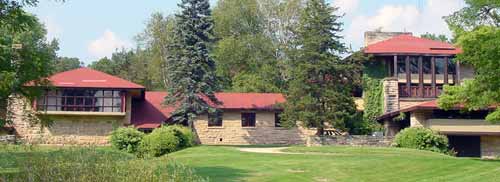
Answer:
193;166;249;182
472;158;500;163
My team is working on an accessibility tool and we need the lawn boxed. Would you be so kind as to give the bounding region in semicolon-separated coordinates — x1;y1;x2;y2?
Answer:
1;145;499;182
170;146;500;182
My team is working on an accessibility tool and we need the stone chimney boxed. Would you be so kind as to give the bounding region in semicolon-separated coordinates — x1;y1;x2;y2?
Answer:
364;31;412;46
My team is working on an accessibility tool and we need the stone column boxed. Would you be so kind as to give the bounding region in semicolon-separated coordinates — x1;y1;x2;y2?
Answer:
383;77;399;113
383;119;400;137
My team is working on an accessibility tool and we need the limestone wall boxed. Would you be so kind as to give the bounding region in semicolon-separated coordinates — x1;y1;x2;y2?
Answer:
481;136;500;159
193;111;316;145
307;135;394;147
383;78;399;113
9;95;131;145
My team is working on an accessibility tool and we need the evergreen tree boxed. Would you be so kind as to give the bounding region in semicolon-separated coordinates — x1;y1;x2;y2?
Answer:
164;0;220;125
281;0;361;135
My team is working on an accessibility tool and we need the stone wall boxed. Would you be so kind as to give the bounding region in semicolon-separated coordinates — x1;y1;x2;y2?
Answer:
383;78;399;113
481;136;500;159
193;111;316;145
0;135;16;144
306;135;394;147
9;95;131;145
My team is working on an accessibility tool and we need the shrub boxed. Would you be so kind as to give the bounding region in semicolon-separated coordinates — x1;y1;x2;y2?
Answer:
165;125;196;148
110;127;145;153
393;127;449;153
139;127;180;157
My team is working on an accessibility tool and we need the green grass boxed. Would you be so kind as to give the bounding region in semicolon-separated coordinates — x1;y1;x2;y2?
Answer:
1;145;499;182
170;145;500;182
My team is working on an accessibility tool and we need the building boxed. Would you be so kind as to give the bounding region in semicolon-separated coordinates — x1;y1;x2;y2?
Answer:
364;31;499;158
10;68;314;145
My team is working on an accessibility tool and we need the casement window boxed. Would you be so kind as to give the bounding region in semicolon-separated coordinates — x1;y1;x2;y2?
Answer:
241;113;256;127
208;110;223;127
275;112;282;127
36;89;125;112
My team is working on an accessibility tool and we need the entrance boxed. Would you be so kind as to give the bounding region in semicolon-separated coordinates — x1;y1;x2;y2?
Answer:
448;135;481;157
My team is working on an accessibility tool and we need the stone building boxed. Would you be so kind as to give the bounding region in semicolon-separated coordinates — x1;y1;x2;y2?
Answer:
10;68;315;145
363;31;499;158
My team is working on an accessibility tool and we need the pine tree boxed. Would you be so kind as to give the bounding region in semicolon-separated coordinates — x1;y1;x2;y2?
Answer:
164;0;220;125
281;0;361;135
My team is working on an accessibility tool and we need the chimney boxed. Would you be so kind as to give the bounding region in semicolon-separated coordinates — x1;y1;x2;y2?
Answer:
364;31;412;46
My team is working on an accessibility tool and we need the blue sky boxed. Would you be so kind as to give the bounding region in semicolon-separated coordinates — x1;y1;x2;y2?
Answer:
27;0;465;65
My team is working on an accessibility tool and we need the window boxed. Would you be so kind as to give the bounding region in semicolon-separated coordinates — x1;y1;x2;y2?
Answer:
397;56;406;74
275;112;282;127
435;57;446;74
241;113;256;127
208;110;223;127
431;110;489;119
409;56;419;74
36;89;124;112
448;58;456;74
422;57;432;74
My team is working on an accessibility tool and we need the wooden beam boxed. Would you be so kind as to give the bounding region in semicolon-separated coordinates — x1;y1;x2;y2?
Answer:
406;56;411;97
444;57;448;85
456;60;461;86
393;55;398;77
431;57;436;97
418;56;423;98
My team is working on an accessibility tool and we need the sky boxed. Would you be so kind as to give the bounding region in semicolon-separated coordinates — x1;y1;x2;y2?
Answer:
27;0;466;65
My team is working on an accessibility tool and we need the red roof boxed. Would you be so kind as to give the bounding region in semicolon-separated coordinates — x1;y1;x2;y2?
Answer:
33;68;145;89
364;35;462;55
131;91;285;128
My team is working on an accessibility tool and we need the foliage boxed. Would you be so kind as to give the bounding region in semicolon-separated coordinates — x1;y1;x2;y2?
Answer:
165;125;196;149
361;57;385;132
137;125;195;157
445;0;499;31
439;3;500;123
393;127;449;154
53;56;82;73
281;0;361;135
110;127;145;153
164;0;220;125
0;12;58;127
212;0;283;92
420;32;452;43
0;146;207;182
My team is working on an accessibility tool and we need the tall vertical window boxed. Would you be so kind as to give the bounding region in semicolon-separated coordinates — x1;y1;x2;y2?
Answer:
36;89;124;112
275;112;282;127
208;110;223;127
409;56;419;74
241;113;256;127
435;57;446;74
422;57;432;74
397;56;406;74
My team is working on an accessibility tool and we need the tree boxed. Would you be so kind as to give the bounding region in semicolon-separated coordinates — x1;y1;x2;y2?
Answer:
164;0;220;125
135;13;178;90
0;12;58;127
212;0;282;92
281;0;361;135
439;0;500;123
53;57;82;73
420;32;451;43
89;57;115;75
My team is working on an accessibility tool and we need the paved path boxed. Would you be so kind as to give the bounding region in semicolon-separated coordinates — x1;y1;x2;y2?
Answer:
237;147;300;154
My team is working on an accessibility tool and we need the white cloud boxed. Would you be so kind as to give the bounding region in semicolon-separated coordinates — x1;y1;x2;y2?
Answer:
344;0;464;49
332;0;359;14
88;29;132;59
42;16;63;41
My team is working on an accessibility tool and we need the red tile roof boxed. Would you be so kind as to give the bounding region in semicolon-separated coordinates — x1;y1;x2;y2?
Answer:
32;68;145;89
131;91;285;128
364;34;462;55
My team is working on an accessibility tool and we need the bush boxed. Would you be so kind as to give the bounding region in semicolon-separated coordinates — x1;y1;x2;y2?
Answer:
165;125;196;148
139;127;180;157
110;127;144;153
0;146;207;182
393;127;449;153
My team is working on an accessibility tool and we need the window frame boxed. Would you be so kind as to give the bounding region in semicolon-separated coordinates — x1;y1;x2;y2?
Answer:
36;89;125;113
241;112;256;127
274;112;282;127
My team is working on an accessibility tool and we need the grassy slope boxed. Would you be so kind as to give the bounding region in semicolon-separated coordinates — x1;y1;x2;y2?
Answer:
170;146;500;182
